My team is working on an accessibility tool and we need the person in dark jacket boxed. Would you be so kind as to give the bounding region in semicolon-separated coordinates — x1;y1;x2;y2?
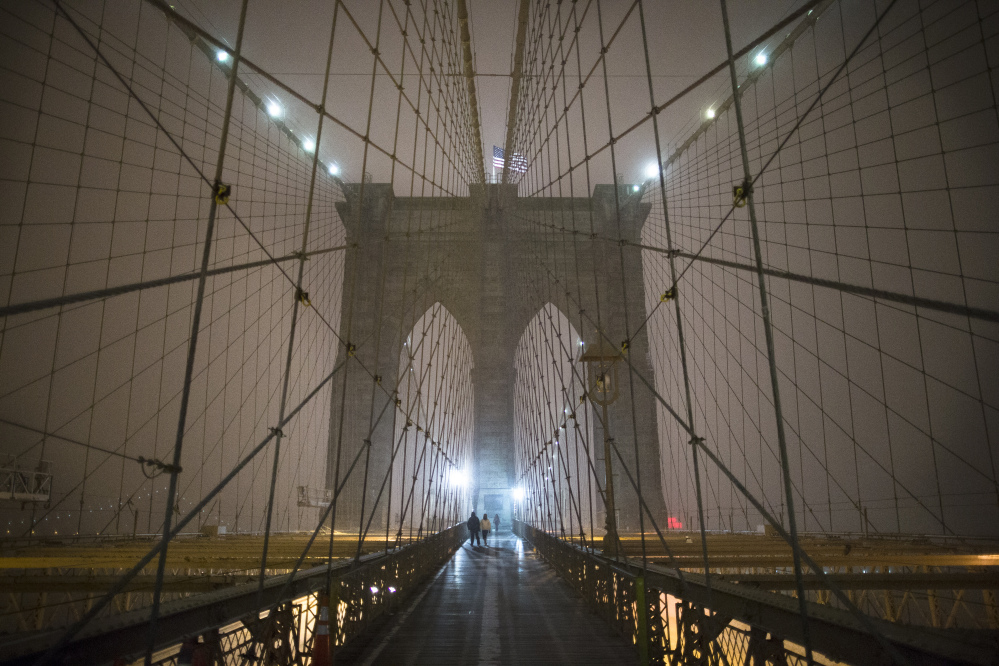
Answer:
467;511;481;546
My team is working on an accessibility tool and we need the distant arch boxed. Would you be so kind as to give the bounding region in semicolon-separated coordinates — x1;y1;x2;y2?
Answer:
513;303;598;537
389;302;474;534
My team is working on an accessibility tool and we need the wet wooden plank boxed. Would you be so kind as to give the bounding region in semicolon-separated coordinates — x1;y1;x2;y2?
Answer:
356;531;637;665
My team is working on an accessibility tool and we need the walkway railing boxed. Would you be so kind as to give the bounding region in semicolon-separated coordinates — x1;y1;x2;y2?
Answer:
513;520;993;666
3;524;467;666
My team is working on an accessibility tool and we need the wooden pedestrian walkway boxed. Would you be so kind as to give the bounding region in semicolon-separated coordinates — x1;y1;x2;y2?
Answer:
351;531;637;665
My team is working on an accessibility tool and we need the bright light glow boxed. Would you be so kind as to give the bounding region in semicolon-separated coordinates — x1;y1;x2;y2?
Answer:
266;101;282;118
512;487;526;501
631;184;640;192
370;586;379;593
216;50;229;63
754;52;768;66
328;163;340;176
450;468;469;487
644;162;660;179
388;586;397;593
302;138;316;153
706;108;716;119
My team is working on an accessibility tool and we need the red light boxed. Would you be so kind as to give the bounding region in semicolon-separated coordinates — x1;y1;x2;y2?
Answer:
667;516;682;529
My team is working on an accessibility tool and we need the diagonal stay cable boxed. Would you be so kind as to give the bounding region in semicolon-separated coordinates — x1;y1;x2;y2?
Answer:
54;0;461;459
623;0;907;346
0;245;348;320
519;0;827;197
32;357;348;666
537;259;912;666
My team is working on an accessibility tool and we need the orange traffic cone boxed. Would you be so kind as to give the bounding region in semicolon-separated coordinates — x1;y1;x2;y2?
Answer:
312;592;332;666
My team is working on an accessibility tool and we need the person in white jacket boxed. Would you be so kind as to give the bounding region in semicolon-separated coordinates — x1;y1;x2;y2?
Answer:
480;514;492;546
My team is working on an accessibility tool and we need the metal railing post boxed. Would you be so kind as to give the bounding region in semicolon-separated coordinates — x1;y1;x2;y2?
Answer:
635;575;649;665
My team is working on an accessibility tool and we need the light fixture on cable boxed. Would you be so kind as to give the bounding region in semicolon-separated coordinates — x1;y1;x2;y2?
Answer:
216;50;229;63
302;138;316;153
266;100;282;118
644;162;660;180
328;163;340;176
754;52;768;66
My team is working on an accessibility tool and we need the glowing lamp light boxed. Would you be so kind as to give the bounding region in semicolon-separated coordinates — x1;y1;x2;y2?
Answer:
216;50;229;63
754;52;768;67
370;586;379;594
512;487;526;502
705;108;716;119
631;184;640;192
328;163;340;176
450;468;469;487
644;162;660;179
388;586;397;593
266;101;282;118
302;138;316;153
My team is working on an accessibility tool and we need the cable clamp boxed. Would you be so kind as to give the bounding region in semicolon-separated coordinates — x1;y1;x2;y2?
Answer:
660;287;676;303
733;180;752;208
689;436;704;447
292;250;310;261
296;289;311;307
346;342;356;357
374;374;382;385
137;456;182;475
269;427;284;438
213;182;231;205
363;439;371;447
620;340;629;353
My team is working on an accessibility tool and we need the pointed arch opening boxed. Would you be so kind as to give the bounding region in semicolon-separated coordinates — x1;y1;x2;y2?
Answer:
388;303;474;538
513;303;598;543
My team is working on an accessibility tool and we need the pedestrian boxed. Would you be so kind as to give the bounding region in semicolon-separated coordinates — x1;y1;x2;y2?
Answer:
480;514;491;546
493;513;501;533
467;511;481;546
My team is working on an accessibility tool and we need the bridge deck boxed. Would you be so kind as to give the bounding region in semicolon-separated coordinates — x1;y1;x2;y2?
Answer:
354;530;636;665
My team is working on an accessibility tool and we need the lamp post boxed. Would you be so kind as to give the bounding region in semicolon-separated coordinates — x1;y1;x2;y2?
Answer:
581;335;622;558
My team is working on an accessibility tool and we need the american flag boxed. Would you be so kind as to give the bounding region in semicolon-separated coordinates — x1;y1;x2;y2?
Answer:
492;145;527;173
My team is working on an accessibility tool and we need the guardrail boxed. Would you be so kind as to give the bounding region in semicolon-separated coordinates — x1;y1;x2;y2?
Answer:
513;520;996;666
1;524;467;665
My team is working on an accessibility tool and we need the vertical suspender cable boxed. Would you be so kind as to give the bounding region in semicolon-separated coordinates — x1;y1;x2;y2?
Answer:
145;1;250;662
716;0;812;660
256;0;341;612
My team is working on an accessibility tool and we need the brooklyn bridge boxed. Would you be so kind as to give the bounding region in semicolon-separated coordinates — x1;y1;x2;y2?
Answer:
1;0;998;663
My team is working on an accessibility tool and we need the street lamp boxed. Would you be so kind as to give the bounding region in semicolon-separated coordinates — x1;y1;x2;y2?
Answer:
581;333;622;558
